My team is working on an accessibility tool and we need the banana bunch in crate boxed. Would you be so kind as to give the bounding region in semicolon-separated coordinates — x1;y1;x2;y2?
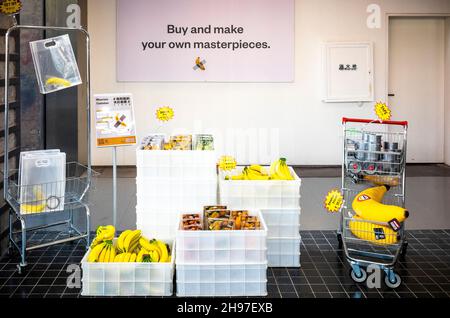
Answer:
88;226;171;263
225;158;294;181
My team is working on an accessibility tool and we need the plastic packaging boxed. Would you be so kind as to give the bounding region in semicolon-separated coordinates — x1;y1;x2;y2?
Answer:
29;34;82;94
19;150;66;214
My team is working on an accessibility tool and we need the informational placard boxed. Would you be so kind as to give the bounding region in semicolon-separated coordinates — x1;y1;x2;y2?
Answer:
94;94;137;147
117;0;294;82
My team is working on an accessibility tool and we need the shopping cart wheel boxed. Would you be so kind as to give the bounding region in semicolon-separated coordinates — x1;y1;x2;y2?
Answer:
350;268;367;283
16;264;26;276
385;273;401;289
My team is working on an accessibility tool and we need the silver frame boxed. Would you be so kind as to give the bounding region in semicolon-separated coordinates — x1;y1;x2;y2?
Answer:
3;19;92;273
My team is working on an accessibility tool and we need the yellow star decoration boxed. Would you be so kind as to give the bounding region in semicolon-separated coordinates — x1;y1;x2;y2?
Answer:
218;156;237;171
156;106;174;122
0;0;22;15
324;189;344;213
374;101;391;121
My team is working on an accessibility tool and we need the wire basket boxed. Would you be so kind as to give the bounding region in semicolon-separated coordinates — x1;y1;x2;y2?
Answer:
2;162;98;216
344;127;406;177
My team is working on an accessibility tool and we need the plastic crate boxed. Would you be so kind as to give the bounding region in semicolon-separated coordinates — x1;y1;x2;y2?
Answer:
176;263;268;297
261;208;300;238
176;211;267;264
267;236;301;267
136;207;181;239
80;240;175;296
136;149;217;180
267;253;301;267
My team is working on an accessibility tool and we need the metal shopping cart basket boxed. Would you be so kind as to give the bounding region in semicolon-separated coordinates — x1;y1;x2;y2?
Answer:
337;118;408;288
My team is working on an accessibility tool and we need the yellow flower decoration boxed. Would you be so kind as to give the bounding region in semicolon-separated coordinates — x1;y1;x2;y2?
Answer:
156;106;174;122
324;189;344;213
218;156;237;171
374;101;391;121
0;0;22;15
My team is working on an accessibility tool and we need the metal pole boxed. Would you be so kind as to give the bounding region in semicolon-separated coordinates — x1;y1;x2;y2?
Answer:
112;147;117;228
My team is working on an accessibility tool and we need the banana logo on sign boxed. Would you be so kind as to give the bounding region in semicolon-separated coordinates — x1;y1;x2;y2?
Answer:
193;57;206;71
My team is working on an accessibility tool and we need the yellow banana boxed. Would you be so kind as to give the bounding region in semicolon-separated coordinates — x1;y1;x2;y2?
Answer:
244;167;270;180
153;239;169;262
136;249;145;262
123;253;131;262
45;77;72;88
88;242;106;262
139;237;160;253
124;230;141;252
248;165;267;175
129;253;137;262
117;253;126;262
109;245;116;262
150;250;160;262
349;215;398;245
98;244;109;262
117;230;132;252
352;185;409;223
269;158;293;180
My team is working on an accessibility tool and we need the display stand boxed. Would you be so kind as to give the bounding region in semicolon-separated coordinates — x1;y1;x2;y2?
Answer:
2;16;95;274
112;146;117;228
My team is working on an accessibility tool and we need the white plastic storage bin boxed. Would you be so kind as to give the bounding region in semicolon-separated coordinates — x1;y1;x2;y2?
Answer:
136;149;217;180
176;263;268;297
81;240;175;296
267;236;301;267
176;211;267;264
219;167;301;209
261;208;301;238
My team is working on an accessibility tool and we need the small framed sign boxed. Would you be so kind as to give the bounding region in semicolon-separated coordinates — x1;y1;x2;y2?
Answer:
94;93;137;147
322;42;374;103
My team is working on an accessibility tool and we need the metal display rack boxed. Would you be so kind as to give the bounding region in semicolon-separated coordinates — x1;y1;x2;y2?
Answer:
338;117;409;288
1;16;95;274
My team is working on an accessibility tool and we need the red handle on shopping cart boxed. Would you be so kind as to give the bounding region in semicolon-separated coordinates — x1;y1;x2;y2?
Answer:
342;117;408;127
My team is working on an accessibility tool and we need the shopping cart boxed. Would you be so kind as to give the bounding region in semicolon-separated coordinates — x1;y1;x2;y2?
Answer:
337;118;408;288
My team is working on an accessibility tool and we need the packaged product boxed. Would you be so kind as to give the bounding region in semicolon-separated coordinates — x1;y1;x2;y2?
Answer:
230;210;250;230
140;134;166;150
182;213;202;228
204;205;227;212
194;134;214;150
182;224;203;231
207;218;235;231
242;216;261;230
204;209;230;220
29;34;82;94
169;135;192;150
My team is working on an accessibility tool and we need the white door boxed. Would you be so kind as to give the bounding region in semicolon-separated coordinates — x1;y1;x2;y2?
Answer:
389;17;445;163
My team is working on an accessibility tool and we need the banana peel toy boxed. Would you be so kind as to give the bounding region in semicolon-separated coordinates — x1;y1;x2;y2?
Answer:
352;185;409;224
349;215;399;245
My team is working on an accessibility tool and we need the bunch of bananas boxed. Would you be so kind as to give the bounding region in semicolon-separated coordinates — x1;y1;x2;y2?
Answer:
225;158;294;181
349;185;409;245
87;226;171;263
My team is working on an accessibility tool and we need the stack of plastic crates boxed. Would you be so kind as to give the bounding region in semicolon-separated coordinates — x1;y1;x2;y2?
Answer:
175;211;268;296
219;167;301;267
339;118;408;288
135;150;217;239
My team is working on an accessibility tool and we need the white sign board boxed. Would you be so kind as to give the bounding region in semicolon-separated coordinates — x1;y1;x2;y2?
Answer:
94;94;137;147
322;42;374;103
117;0;294;82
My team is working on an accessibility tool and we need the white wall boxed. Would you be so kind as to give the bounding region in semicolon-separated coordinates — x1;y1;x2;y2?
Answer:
446;18;450;166
87;0;450;166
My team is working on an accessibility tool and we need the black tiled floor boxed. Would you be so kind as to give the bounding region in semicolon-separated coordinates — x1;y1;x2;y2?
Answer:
0;230;450;298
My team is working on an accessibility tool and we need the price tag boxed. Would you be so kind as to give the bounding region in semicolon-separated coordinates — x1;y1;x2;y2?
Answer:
156;106;174;122
218;156;237;171
374;101;392;121
324;189;344;213
0;0;21;15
